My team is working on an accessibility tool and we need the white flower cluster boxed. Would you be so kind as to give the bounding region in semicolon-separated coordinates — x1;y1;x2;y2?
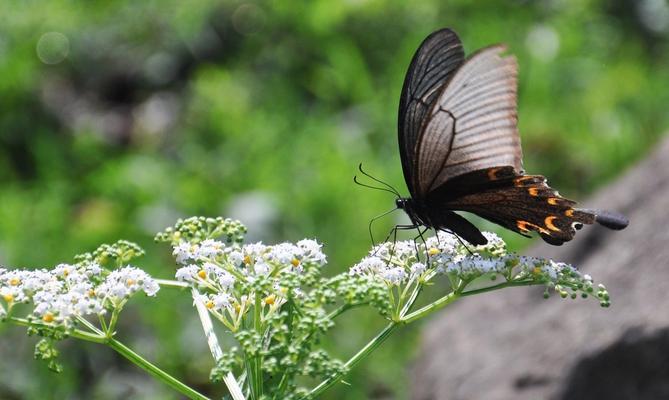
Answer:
0;263;159;327
173;238;326;315
349;231;607;304
350;230;472;285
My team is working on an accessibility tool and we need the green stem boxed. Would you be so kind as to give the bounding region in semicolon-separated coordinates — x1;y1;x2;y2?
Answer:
302;322;399;400
460;279;537;297
401;280;539;324
399;283;422;318
400;292;459;324
76;315;104;336
8;317;209;400
250;293;263;399
108;338;211;400
327;302;368;320
9;317;106;344
106;304;123;336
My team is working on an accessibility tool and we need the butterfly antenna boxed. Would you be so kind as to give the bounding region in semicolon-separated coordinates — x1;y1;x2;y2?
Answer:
353;175;399;196
358;163;402;198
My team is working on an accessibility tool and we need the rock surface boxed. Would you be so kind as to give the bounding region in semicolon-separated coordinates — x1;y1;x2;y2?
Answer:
411;136;669;400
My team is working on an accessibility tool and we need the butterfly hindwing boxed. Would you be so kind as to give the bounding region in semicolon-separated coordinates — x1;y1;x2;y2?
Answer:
427;167;598;245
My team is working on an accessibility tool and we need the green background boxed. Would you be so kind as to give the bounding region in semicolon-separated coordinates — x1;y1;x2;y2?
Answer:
0;0;667;399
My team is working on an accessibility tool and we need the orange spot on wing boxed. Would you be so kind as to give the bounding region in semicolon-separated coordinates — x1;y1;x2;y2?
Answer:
547;198;559;205
565;209;574;217
516;220;550;235
544;216;561;232
528;187;539;196
514;176;533;187
487;168;499;180
516;220;530;232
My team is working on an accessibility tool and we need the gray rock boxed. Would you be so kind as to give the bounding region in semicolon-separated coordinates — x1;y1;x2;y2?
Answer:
411;136;669;400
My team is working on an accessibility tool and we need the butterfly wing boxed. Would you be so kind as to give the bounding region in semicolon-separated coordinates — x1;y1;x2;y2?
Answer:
414;45;522;197
398;28;465;198
427;166;628;245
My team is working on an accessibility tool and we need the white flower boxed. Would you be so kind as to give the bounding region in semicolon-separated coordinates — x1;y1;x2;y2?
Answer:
380;266;407;285
175;264;200;282
142;279;160;296
350;256;408;286
297;239;327;265
98;266;159;301
212;293;232;310
198;239;225;258
173;241;198;265
424;232;459;254
254;261;271;276
244;242;267;262
227;249;243;266
203;262;223;275
267;243;297;264
216;271;235;289
410;262;426;278
84;262;103;277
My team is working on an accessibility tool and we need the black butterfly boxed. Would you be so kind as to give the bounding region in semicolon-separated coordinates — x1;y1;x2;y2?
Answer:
390;28;628;246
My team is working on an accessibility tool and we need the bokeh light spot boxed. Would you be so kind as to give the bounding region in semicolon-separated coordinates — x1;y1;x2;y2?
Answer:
232;4;266;35
36;32;70;64
525;25;560;62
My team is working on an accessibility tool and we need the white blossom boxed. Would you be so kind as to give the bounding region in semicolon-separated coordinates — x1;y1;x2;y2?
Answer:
175;264;200;282
198;239;225;258
173;241;198;265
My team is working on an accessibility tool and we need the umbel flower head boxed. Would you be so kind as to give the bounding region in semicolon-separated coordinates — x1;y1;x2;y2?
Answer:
0;241;159;328
350;231;610;307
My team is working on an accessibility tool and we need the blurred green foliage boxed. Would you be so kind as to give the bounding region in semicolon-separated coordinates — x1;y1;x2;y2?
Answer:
0;0;667;399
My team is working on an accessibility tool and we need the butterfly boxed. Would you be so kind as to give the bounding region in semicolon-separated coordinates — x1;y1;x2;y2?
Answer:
390;28;628;246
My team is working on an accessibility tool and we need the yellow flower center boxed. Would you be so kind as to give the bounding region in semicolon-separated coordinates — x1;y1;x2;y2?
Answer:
264;294;276;305
291;258;300;267
532;266;542;275
88;289;96;297
126;278;135;286
42;313;54;323
9;278;20;286
428;248;440;256
234;303;241;313
243;255;252;265
198;270;207;279
205;300;214;309
3;293;14;302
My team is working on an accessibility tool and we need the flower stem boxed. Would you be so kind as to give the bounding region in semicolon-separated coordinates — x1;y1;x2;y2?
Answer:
155;279;189;289
302;322;399;400
460;279;537;297
401;279;540;324
8;317;209;400
248;293;264;400
400;292;459;324
8;317;106;344
108;338;211;400
191;288;246;400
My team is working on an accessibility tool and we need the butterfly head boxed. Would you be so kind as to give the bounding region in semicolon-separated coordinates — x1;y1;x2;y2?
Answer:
395;198;406;210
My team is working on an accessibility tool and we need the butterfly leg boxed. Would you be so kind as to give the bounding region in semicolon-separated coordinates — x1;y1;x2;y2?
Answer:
441;228;474;255
376;224;420;259
412;227;429;261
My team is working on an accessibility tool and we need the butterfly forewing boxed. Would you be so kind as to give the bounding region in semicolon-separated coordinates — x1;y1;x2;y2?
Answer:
398;28;465;198
415;45;522;196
